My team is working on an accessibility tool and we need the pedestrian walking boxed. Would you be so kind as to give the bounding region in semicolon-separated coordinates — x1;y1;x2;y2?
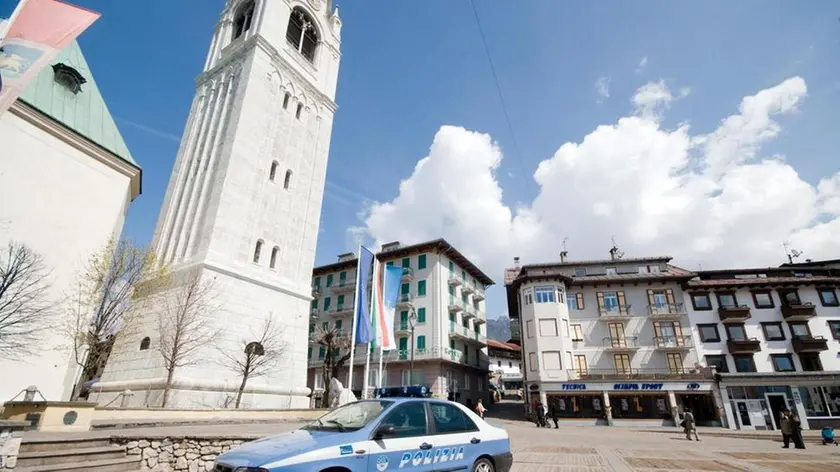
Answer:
780;410;793;448
548;401;559;429
681;408;700;441
791;412;806;449
475;399;486;420
535;402;546;427
542;402;550;427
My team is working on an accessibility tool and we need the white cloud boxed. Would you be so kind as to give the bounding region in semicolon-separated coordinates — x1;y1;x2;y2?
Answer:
594;77;610;103
351;76;840;285
635;56;648;74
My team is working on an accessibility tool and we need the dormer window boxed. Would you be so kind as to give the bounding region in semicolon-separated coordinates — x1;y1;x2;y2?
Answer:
286;7;318;63
233;0;255;40
52;63;86;94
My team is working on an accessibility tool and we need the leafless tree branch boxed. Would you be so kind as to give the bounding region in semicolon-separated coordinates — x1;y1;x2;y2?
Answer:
0;242;52;358
311;325;352;404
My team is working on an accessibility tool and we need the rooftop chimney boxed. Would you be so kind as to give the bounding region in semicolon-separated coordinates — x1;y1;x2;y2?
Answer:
609;246;619;261
560;251;568;263
513;256;520;269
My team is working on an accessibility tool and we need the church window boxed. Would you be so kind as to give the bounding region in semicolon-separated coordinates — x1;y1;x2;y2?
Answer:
270;246;280;269
52;63;86;94
283;93;291;109
284;170;292;190
296;102;303;120
233;0;255;40
253;239;263;263
286;7;319;63
269;161;279;181
139;337;150;351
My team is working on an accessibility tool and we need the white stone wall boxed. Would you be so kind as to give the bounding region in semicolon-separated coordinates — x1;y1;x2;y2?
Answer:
0;110;133;402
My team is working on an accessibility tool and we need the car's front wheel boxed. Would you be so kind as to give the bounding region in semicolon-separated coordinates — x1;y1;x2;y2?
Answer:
472;457;495;472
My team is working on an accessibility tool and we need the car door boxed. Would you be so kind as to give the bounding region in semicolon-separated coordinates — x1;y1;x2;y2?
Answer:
428;402;481;472
367;402;435;472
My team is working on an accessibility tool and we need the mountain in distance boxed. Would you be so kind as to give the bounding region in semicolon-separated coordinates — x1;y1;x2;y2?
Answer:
486;316;512;342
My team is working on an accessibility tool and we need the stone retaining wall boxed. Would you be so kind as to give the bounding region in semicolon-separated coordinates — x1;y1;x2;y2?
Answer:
0;434;22;470
114;437;251;472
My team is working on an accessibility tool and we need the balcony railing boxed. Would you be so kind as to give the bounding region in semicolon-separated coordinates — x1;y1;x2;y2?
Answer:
727;338;761;354
653;335;693;350
312;286;321;299
461;284;475;295
397;293;413;307
325;304;352;316
648;303;685;319
473;290;485;302
463;307;476;320
598;306;631;321
310;308;319;318
448;296;464;313
792;335;828;353
474;314;487;326
601;336;639;350
448;273;462;286
566;367;713;381
718;305;751;323
332;279;356;293
401;267;414;281
781;303;817;321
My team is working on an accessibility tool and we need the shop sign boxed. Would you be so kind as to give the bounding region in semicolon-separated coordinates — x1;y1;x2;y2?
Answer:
613;383;664;391
793;390;802;405
561;384;587;390
686;383;700;390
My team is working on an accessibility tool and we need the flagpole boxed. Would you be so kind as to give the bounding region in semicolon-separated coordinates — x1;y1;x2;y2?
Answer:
346;246;362;394
362;260;379;399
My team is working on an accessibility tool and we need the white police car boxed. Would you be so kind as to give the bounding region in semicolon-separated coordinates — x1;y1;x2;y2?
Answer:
213;397;512;472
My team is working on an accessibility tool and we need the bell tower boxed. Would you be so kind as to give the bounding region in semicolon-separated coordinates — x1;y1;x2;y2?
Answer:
97;0;342;408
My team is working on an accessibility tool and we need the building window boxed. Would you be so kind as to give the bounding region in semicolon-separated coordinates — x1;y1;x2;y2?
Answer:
139;337;151;351
286;7;319;62
322;297;331;311
283;93;291;109
789;322;811;339
526;320;534;338
233;0;255;40
528;352;538;371
828;321;840;340
732;355;756;373
326;274;334;287
717;291;738;308
562;319;569;337
697;324;721;343
284;170;292;189
614;354;631;374
799;353;823;372
779;289;801;306
725;324;748;341
690;293;712;311
666;353;683;374
574;268;586;277
534;286;556;303
605;267;617;275
269;246;279;269
269;161;279;181
417;307;426;324
417;280;426;296
295;102;303;119
318;346;325;360
760;322;785;341
508;361;512;368
253;239;263;263
417;335;426;351
574;355;587;375
751;290;774;309
705;355;728;373
771;354;796;372
538;319;558;337
818;288;839;307
598;291;624;314
567;293;584;310
52;63;87;94
336;294;345;310
571;324;584;342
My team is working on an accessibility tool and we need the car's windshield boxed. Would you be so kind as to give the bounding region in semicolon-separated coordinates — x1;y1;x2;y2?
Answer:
305;400;393;432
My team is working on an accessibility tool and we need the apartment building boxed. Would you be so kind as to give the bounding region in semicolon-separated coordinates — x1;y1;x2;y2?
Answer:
307;239;494;407
487;340;523;397
506;251;721;427
686;264;840;431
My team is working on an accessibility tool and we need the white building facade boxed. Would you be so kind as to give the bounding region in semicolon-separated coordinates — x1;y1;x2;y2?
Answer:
487;340;522;397
308;239;493;409
93;0;342;408
0;41;141;401
506;254;722;427
686;264;840;431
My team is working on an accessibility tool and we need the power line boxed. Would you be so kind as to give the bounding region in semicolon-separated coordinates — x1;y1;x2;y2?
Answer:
468;0;528;180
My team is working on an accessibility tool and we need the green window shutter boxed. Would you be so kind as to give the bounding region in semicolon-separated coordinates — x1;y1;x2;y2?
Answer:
417;336;426;350
400;310;409;325
318;347;325;359
313;276;321;287
448;285;454;295
461;270;466;280
309;324;314;334
337;294;345;306
339;271;346;281
399;337;408;350
401;283;409;295
326;274;333;286
335;319;342;331
418;280;426;296
387;261;394;266
474;323;480;333
308;347;312;359
324;297;331;310
401;257;410;268
449;340;455;350
449;261;454;272
418;254;427;270
449;313;455;322
417;308;426;323
311;299;317;309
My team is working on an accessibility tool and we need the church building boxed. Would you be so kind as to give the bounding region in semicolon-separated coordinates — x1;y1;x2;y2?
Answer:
93;0;343;408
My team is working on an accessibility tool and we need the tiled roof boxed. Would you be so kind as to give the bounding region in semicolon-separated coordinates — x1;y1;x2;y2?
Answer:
688;275;840;288
571;264;694;284
18;40;136;166
523;255;672;269
487;339;521;352
505;263;694;287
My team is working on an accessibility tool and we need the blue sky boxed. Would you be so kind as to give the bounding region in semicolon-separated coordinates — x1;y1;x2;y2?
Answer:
5;0;839;320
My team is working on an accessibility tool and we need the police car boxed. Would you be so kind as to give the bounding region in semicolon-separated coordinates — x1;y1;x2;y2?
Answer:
213;396;512;472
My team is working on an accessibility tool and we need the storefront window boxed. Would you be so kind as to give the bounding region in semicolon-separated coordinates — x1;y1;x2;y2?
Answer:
609;394;670;419
548;395;603;418
799;387;829;417
826;387;840;416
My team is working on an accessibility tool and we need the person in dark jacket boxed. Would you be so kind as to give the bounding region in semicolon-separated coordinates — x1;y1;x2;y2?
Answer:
790;412;806;449
779;410;793;448
535;402;547;427
548;402;559;429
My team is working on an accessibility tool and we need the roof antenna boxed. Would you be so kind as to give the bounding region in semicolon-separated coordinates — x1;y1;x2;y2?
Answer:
783;242;803;265
609;236;624;261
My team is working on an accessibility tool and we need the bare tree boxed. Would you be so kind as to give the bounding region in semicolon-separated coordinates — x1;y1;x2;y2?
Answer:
0;242;52;358
219;316;287;408
311;325;352;404
66;238;168;400
158;270;219;407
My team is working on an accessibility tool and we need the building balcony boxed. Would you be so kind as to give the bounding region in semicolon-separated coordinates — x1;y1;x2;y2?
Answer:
395;322;412;335
462;307;476;320
332;280;355;293
601;336;639;352
474;315;486;326
718;305;751;323
648;303;685;320
461;284;475;295
401;267;414;282
448;296;464;313
781;303;817;321
326;305;353;317
597;307;631;322
312;286;321;299
397;293;413;308
566;367;713;381
442;347;489;370
792;335;829;353
727;338;762;354
653;335;693;351
310;308;320;318
473;290;485;302
448;273;462;286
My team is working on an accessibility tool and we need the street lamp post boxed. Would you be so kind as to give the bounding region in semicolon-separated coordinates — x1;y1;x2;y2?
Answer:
408;307;418;385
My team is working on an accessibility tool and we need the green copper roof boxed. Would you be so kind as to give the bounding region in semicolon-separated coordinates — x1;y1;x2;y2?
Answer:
18;40;136;166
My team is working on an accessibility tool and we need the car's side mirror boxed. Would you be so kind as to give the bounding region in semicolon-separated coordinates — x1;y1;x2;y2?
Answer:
374;424;396;439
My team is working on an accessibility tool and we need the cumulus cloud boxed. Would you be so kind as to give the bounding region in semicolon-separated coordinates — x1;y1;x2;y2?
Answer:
352;76;840;285
594;77;610;103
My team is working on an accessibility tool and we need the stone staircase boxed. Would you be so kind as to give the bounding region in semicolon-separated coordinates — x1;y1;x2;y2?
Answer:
15;437;140;472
